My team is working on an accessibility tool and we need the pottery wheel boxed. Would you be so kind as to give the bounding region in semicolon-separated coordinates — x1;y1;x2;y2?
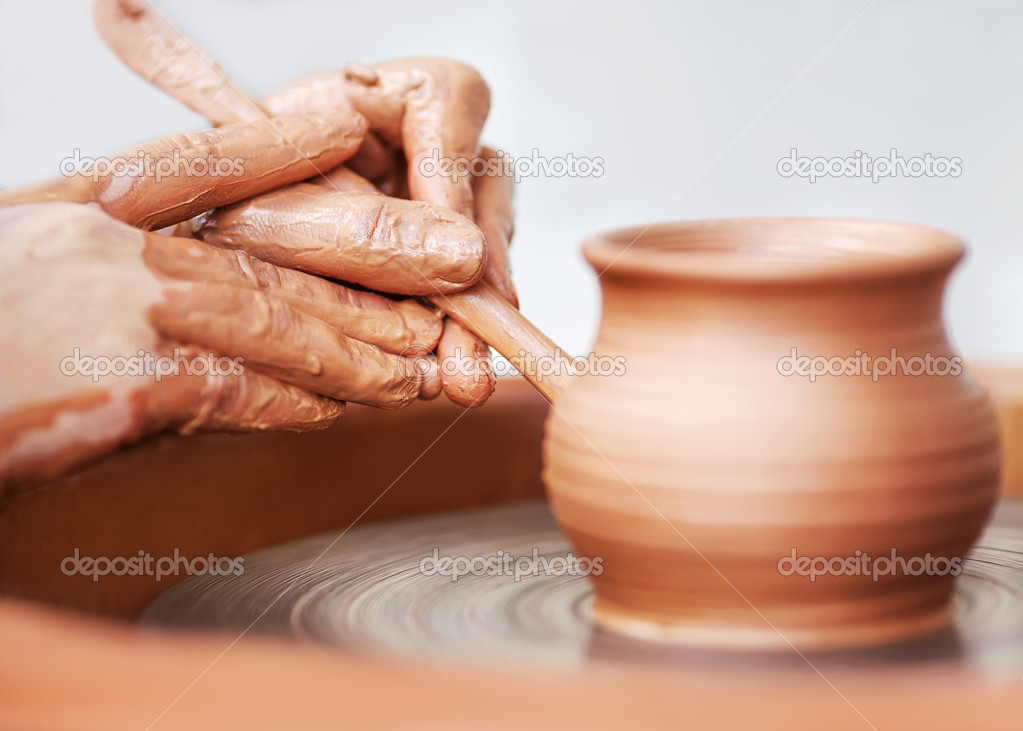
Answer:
143;499;1023;678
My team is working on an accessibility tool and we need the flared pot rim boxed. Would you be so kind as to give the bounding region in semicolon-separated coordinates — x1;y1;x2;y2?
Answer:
582;217;965;284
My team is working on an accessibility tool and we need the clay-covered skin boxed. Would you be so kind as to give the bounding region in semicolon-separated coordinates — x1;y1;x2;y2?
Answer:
143;233;442;355
264;63;514;407
94;0;509;294
93;0;265;127
266;66;516;407
471;146;517;307
328;60;509;407
91;0;384;201
543;219;1002;649
0;202;443;492
98;114;368;231
305;59;489;220
262;62;511;298
435;319;495;405
436;280;571;403
195;184;486;295
0;114;368;232
93;0;520;408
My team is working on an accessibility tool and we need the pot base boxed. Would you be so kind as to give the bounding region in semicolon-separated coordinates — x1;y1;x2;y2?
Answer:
590;597;956;652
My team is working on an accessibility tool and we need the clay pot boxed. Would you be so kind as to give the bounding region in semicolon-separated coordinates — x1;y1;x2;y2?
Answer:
542;218;1001;649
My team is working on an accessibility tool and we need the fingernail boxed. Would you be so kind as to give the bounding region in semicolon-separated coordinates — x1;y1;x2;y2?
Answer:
425;218;486;287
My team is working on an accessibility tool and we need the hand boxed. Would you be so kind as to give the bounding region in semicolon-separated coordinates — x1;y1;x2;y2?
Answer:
262;62;518;406
92;0;518;407
0;114;490;490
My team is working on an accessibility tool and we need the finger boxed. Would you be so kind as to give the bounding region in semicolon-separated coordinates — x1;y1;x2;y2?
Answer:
92;5;484;221
261;70;356;118
93;0;399;200
149;363;345;434
430;279;570;403
194;183;486;295
142;233;443;354
339;60;490;217
93;0;264;126
149;281;424;408
262;78;400;189
395;352;443;401
472;146;517;306
95;113;367;230
416;355;443;400
94;0;394;209
93;0;388;204
103;26;393;199
436;319;495;408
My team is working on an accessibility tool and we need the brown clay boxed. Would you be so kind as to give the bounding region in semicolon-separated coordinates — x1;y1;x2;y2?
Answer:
543;218;1002;649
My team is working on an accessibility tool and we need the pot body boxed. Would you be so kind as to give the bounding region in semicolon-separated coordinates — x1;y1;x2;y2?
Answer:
542;219;1001;649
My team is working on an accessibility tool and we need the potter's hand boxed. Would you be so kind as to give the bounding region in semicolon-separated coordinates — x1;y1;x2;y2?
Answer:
93;0;515;406
0;115;501;489
0;111;488;298
263;61;516;307
0;201;444;490
261;65;516;407
194;144;515;406
94;0;513;301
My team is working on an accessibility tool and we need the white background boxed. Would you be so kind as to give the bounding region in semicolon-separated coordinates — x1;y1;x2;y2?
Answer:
2;1;1020;361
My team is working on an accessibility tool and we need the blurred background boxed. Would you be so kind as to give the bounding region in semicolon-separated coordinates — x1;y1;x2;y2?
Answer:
1;0;1020;360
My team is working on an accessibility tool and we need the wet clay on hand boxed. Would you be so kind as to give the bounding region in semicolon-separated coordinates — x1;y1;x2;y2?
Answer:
92;0;265;126
0;198;443;491
265;63;516;400
93;0;524;407
0;114;368;232
194;184;486;296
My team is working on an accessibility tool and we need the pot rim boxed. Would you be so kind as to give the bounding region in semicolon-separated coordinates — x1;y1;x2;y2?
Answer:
582;218;965;284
